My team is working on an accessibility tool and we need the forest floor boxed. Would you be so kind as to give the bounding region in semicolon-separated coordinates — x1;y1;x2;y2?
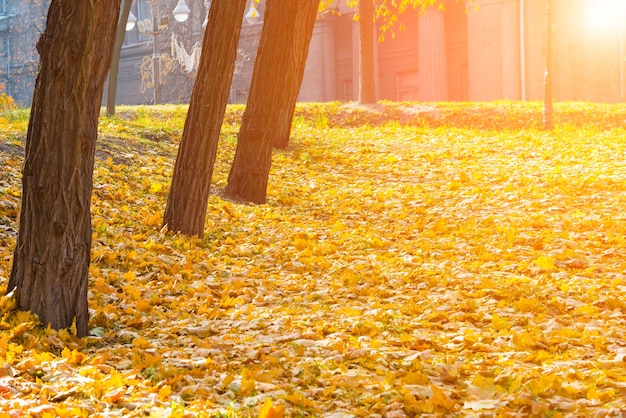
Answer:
2;101;626;417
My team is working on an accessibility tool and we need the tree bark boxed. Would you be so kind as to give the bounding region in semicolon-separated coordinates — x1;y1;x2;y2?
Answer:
359;0;376;104
7;0;120;337
106;0;133;117
272;1;320;150
162;0;246;237
225;0;319;203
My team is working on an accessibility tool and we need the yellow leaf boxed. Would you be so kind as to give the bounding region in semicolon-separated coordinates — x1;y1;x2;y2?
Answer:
491;313;509;331
512;332;539;350
149;182;163;193
1;291;17;314
368;235;385;248
528;374;558;396
430;383;455;411
285;392;315;408
68;349;86;365
533;255;555;271
135;299;152;313
404;371;430;385
131;336;152;349
433;219;447;233
293;234;310;251
108;369;125;388
158;385;172;401
238;375;256;397
259;398;285;418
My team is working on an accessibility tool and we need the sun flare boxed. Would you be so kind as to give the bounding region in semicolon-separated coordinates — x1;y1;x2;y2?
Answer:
584;0;626;35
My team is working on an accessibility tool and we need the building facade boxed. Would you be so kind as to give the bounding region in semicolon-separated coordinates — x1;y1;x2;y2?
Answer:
0;0;48;105
0;0;624;107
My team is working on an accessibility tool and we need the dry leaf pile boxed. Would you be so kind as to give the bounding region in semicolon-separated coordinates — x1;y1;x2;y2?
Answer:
2;103;626;416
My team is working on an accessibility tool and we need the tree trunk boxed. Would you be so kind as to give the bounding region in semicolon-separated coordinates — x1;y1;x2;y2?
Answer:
106;0;133;117
162;0;246;237
272;1;320;150
225;0;319;203
359;0;376;104
6;0;120;337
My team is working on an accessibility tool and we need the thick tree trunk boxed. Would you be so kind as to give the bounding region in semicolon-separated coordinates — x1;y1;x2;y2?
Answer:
162;0;246;237
225;0;319;203
106;0;133;117
359;0;376;104
6;0;120;337
272;1;320;150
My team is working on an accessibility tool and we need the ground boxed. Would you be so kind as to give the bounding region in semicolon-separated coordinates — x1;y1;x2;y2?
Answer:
1;102;626;417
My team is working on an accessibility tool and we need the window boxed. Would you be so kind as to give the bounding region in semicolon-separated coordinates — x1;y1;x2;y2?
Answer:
124;0;154;46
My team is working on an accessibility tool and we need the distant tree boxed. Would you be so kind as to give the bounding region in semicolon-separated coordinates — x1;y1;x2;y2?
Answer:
358;0;376;104
543;0;553;130
272;1;321;149
106;0;133;117
225;0;320;203
163;0;247;236
6;0;120;337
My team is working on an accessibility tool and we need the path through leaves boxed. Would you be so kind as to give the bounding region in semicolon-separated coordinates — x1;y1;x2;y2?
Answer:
2;103;626;416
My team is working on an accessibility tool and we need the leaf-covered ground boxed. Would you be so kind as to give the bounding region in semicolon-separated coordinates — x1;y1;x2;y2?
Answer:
2;102;626;417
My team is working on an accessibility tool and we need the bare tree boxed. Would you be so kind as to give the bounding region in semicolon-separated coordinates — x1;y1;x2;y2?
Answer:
106;0;133;117
272;1;320;149
358;0;376;104
225;0;320;204
7;0;120;337
163;0;247;236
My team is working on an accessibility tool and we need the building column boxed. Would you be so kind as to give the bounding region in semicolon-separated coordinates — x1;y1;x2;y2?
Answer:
299;19;337;102
320;19;337;101
466;0;521;101
352;18;360;100
418;7;448;101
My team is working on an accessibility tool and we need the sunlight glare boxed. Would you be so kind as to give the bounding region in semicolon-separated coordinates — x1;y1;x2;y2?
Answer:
584;0;626;35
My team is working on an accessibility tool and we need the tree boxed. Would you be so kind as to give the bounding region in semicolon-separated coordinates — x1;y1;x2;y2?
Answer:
543;0;553;130
106;0;133;117
358;0;376;104
272;1;321;149
6;0;120;337
163;0;247;236
225;0;321;204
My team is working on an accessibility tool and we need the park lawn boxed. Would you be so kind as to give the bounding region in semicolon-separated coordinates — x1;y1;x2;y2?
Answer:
1;102;626;416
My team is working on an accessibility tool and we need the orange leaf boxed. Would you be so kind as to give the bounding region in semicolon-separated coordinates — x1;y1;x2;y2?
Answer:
430;384;455;411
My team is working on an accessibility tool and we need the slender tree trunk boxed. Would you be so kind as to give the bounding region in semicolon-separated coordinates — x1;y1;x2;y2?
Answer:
163;0;246;236
225;0;319;203
543;0;553;130
272;0;320;150
106;0;133;117
359;0;376;104
6;0;120;337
